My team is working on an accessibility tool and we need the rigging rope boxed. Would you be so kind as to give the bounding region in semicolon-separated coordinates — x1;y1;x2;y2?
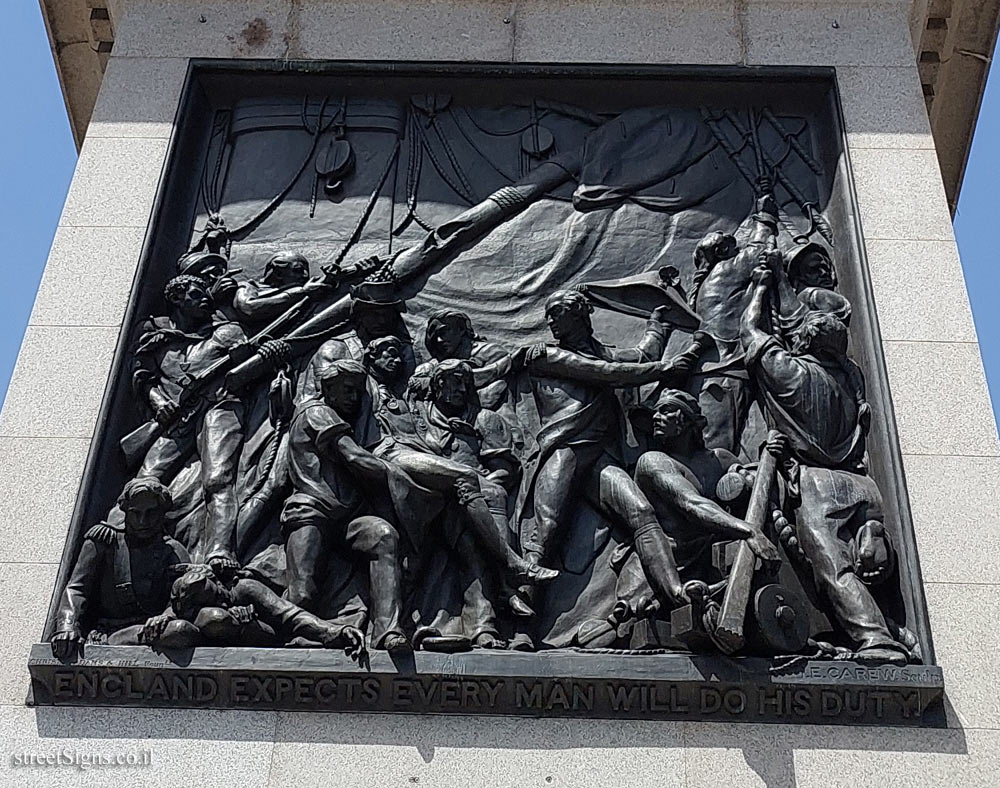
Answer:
199;110;231;215
333;137;402;266
461;106;542;137
451;109;518;182
417;118;476;204
392;110;436;236
429;116;476;202
227;96;331;241
762;107;823;176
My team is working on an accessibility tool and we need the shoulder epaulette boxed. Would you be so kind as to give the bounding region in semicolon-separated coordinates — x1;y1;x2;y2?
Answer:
84;522;124;547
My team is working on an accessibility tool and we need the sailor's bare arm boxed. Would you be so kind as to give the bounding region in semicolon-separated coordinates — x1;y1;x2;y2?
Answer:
739;266;774;351
234;284;304;322
331;433;389;486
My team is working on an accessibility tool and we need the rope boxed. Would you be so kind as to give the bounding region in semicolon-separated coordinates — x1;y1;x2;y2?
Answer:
451;109;518;182
388;138;400;254
762;108;823;176
722;109;835;246
392;111;433;236
258;339;292;366
489;186;529;212
208;117;229;212
301;95;342;136
240;418;286;503
332;137;401;266
228;96;331;241
429;117;476;203
417;121;476;204
198;110;231;215
462;107;539;137
701;108;757;190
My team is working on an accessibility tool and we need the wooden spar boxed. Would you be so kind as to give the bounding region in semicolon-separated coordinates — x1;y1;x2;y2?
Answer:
712;432;783;654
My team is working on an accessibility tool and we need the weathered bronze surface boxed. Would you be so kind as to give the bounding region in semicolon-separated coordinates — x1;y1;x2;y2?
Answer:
28;63;943;724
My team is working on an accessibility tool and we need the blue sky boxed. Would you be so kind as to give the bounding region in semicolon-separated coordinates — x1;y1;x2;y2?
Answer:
0;2;77;410
0;3;997;420
953;59;1000;420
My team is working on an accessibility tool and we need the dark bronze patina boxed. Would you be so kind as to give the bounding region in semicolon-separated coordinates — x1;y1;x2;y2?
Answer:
27;63;943;725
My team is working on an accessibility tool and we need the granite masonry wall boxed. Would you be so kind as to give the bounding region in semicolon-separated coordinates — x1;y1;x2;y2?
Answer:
1;1;997;785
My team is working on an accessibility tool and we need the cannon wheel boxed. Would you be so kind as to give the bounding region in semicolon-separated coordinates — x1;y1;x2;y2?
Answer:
753;583;810;654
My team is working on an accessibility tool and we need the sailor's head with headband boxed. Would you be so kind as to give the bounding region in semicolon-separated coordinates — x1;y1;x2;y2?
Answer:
651;389;708;446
